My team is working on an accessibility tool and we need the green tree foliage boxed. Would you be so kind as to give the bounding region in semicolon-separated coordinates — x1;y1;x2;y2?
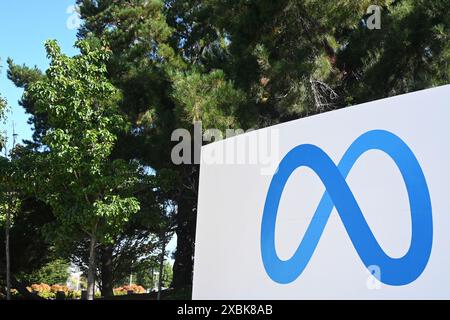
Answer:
20;258;70;285
6;60;44;146
0;198;55;276
0;98;6;151
0;194;57;299
0;77;9;227
171;69;245;129
134;260;173;289
19;40;140;299
208;0;450;120
337;0;450;104
76;0;248;290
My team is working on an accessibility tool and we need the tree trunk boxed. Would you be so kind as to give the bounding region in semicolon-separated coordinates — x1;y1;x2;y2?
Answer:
87;234;96;300
157;234;166;300
172;191;197;290
5;197;11;300
100;244;114;298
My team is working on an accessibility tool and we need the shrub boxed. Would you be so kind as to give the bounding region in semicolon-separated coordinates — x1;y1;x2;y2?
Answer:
66;290;81;300
113;284;146;295
50;284;69;293
23;283;102;299
22;259;70;285
26;283;68;299
30;283;51;293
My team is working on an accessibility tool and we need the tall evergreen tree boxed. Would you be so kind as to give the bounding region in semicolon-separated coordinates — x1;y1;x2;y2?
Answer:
76;0;246;289
75;0;450;292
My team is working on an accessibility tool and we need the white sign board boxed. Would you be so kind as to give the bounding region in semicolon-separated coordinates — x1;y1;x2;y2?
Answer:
193;85;450;299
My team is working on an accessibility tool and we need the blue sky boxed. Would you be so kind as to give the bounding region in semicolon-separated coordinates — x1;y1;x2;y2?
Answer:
0;0;79;148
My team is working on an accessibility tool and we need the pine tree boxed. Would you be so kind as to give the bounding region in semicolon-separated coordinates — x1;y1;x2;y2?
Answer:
75;0;450;293
76;0;246;290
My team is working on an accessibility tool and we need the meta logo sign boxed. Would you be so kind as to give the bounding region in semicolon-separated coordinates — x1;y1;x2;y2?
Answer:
261;130;432;286
194;85;450;299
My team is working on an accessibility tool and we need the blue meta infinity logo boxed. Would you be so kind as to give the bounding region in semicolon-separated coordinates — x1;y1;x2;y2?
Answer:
260;130;432;286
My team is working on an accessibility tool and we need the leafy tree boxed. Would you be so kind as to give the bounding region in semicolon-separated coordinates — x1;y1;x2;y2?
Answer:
1;139;61;299
135;260;173;289
0;157;19;300
20;40;140;300
7;46;169;297
0;66;10;299
70;227;160;295
20;258;70;285
0;195;56;299
65;165;166;297
0;88;7;150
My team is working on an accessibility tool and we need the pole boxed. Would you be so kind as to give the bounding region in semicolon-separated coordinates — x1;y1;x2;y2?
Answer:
4;122;16;300
5;185;10;300
157;233;166;300
150;267;154;291
76;273;80;292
